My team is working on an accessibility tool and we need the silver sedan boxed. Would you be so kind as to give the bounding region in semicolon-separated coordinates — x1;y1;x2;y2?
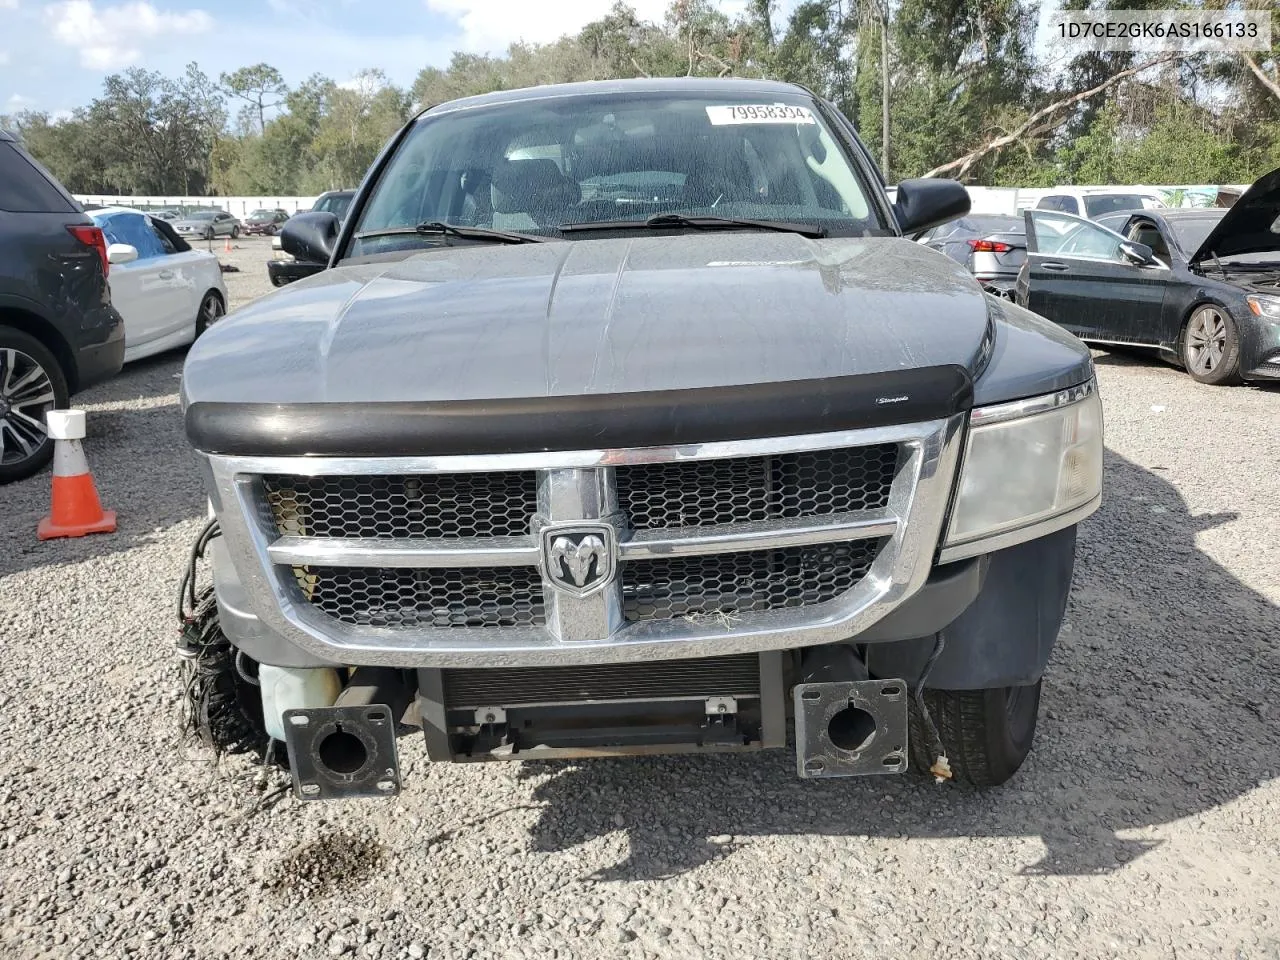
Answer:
171;210;241;240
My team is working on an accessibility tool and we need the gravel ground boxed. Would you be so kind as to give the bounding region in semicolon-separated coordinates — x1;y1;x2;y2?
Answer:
2;236;1278;959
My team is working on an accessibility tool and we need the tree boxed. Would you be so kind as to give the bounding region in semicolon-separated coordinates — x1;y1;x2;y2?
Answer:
78;63;224;194
310;70;409;190
220;63;287;135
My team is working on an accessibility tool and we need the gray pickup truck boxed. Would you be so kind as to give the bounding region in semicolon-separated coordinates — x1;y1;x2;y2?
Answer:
179;78;1102;801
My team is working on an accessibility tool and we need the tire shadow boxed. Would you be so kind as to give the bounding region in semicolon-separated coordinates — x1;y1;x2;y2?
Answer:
515;449;1280;879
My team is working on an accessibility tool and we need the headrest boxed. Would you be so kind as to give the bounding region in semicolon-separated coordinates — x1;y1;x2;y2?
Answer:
491;158;579;216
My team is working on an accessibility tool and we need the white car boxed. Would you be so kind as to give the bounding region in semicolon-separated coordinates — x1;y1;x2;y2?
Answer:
89;207;228;363
1033;188;1167;221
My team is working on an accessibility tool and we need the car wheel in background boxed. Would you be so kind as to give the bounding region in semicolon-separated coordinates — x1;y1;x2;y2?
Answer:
1181;304;1242;386
195;292;225;337
231;225;240;240
0;326;69;484
908;680;1042;786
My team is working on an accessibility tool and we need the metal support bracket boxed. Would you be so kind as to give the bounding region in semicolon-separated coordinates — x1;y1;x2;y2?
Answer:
793;678;909;778
283;704;402;801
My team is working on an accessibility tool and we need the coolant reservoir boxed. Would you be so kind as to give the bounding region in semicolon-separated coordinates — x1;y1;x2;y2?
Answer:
259;664;343;741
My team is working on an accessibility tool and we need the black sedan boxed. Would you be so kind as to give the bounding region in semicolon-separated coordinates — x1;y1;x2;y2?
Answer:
1016;168;1280;385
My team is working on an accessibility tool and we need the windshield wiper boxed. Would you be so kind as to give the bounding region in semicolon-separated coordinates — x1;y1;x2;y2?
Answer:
558;213;827;239
354;221;551;244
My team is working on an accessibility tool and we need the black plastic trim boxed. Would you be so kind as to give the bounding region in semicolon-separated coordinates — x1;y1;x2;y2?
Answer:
186;365;973;456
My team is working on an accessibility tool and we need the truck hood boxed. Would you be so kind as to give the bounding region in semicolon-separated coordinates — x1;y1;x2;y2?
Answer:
1188;165;1280;265
184;232;992;408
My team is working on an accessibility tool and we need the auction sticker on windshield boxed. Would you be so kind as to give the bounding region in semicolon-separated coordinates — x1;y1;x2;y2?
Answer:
706;104;816;125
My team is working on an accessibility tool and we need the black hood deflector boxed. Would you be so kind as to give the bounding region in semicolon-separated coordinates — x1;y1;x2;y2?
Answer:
186;366;972;457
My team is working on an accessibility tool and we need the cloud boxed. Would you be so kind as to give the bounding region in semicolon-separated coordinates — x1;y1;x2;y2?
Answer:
0;0;18;9
423;0;673;53
6;93;32;108
0;51;8;66
46;1;213;71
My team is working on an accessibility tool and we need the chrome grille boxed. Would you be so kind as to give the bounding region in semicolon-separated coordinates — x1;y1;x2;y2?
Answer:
622;540;883;622
261;472;537;539
302;565;544;628
210;417;964;665
615;445;898;529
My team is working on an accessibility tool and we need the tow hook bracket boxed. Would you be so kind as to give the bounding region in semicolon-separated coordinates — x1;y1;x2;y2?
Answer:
793;679;909;779
282;704;402;801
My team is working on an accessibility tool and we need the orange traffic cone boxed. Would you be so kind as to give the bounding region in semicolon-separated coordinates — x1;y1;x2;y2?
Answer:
37;409;116;540
224;235;232;253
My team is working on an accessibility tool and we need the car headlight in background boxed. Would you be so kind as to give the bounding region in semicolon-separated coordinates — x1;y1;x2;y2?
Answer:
1246;294;1280;320
939;379;1103;563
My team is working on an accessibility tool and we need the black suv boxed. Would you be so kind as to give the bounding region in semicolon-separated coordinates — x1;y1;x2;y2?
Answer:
0;129;125;482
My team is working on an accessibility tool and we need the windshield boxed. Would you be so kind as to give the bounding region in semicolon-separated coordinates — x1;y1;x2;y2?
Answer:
1084;194;1162;218
187;211;217;220
248;209;274;218
349;91;881;258
1168;213;1227;257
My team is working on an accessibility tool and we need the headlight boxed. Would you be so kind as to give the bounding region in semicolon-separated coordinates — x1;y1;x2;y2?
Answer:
940;380;1103;562
1247;295;1280;320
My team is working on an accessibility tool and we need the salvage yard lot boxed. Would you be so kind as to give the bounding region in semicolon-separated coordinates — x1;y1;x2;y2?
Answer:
2;236;1278;959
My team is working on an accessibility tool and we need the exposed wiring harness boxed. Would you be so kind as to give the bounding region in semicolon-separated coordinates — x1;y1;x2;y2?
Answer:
177;516;222;623
913;634;952;783
176;518;277;765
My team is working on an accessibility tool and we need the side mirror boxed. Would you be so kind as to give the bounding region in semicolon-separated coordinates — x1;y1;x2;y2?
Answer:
893;178;971;236
1120;240;1156;266
107;243;138;265
280;211;340;264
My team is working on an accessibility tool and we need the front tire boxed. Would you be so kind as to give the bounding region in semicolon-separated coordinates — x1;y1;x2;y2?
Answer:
1181;304;1242;385
909;680;1042;786
195;291;225;337
230;225;240;240
0;327;69;484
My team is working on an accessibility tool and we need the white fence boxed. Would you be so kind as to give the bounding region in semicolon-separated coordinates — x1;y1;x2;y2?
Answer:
960;184;1248;215
75;184;1251;221
72;195;319;218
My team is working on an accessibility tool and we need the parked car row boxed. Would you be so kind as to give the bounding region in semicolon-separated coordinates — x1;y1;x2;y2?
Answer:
1017;179;1280;385
0;129;233;483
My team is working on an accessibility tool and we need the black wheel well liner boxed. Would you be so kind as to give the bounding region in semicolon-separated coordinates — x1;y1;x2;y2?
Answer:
0;306;78;391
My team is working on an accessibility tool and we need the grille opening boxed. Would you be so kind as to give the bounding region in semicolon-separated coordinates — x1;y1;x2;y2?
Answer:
443;654;762;707
621;539;883;622
296;565;545;628
262;472;538;540
615;445;899;530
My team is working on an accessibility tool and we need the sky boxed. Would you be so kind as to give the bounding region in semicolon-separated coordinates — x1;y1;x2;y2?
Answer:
0;0;1064;119
0;0;717;117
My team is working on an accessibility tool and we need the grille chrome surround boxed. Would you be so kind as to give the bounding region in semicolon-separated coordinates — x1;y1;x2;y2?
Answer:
206;417;965;667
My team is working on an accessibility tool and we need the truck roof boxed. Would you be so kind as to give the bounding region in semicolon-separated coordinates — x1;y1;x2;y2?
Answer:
423;77;811;116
